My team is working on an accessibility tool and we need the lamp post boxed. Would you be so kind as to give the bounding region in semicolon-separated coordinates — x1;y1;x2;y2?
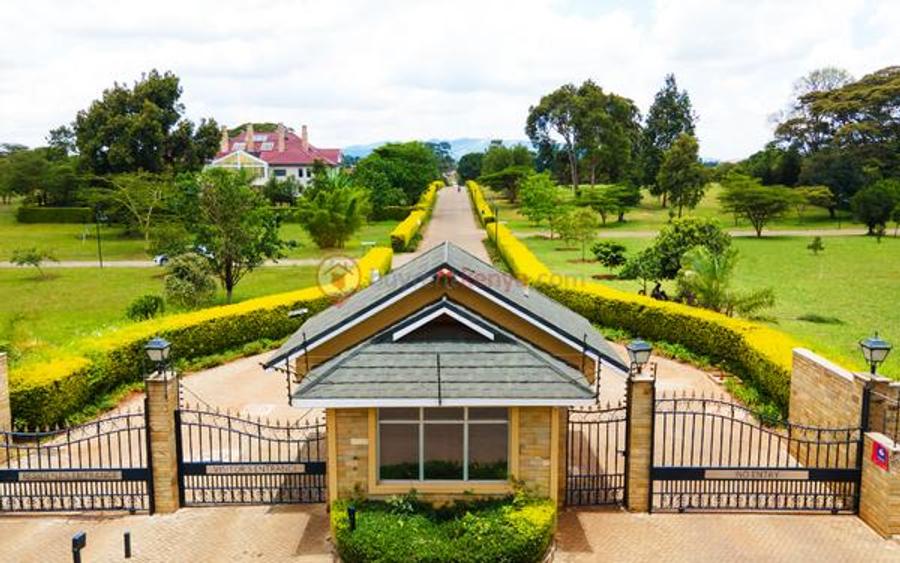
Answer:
94;206;107;269
144;337;171;377
859;332;892;375
626;339;653;377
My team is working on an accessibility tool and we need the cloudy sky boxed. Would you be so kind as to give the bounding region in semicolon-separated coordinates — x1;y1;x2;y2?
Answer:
1;0;897;160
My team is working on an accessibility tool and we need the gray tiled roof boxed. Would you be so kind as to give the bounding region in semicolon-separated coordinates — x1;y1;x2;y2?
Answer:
265;242;625;371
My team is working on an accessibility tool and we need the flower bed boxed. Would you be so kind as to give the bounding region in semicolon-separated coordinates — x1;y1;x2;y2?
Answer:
390;180;444;251
468;178;798;411
9;247;393;427
331;494;555;563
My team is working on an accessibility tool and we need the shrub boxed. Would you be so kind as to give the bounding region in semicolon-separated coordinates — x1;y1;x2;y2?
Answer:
164;253;217;308
15;206;93;224
467;181;495;224
125;295;164;321
9;247;58;278
331;496;555;563
389;181;442;252
8;247;393;427
592;241;627;272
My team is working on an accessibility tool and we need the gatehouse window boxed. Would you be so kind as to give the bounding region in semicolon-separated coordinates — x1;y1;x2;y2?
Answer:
377;407;508;481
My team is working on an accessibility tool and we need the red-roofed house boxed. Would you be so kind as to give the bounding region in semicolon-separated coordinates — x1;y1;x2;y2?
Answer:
208;123;342;186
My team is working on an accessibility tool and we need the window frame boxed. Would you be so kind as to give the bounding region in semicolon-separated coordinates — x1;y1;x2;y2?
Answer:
377;407;509;483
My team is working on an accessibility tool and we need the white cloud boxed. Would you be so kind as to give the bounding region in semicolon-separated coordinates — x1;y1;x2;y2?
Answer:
0;0;896;160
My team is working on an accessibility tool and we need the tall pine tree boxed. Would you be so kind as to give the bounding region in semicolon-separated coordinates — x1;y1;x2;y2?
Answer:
641;74;696;206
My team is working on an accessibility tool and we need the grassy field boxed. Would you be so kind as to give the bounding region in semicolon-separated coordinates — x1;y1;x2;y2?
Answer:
0;202;397;261
513;231;900;378
487;184;862;235
0;265;318;364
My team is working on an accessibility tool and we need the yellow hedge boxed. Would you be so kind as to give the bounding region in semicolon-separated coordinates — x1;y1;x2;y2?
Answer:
390;180;444;251
9;247;393;426
484;218;800;409
467;180;495;224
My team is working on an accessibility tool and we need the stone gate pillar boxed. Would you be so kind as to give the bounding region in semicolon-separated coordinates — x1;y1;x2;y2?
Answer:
859;433;900;537
625;373;655;512
145;370;180;514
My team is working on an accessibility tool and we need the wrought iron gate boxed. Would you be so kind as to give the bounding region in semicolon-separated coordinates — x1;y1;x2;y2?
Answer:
651;395;861;513
566;403;627;506
0;408;151;512
176;404;326;505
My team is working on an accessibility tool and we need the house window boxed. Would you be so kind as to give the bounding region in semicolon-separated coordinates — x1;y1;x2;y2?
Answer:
377;407;508;481
273;169;286;177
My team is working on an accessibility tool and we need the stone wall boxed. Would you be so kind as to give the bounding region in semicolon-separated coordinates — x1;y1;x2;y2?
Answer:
860;433;900;537
332;408;370;499
0;353;10;433
517;407;553;497
789;348;867;428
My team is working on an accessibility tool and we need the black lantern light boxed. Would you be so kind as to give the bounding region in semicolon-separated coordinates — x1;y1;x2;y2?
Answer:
859;332;892;375
626;339;653;374
144;336;171;375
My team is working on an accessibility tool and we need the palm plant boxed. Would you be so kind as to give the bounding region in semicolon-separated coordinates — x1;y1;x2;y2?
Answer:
677;246;774;318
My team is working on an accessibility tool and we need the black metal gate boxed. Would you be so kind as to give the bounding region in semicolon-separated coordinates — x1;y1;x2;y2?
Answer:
651;395;861;513
0;408;151;512
566;403;627;506
176;404;326;505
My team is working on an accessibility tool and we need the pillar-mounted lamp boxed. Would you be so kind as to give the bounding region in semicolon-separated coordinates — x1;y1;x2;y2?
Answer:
144;336;171;376
626;339;653;375
859;332;892;375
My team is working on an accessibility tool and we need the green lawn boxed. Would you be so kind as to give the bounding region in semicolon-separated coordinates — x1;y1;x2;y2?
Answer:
486;184;861;236
514;231;900;378
0;265;317;363
0;202;397;262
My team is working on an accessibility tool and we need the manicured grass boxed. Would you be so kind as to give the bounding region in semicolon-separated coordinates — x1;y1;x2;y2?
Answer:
486;184;861;236
0;202;397;262
0;265;317;363
514;231;900;378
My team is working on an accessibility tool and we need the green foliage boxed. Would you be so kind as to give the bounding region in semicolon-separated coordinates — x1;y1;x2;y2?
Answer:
718;174;796;237
477;165;532;202
164;253;217;308
519;173;568;235
261;176;299;206
793;185;834;218
353;141;441;206
619;247;663;293
148;221;192;257
425;141;456;173
0;149;85;206
456;152;484;184
591;241;627;272
187;168;284;301
331;496;555;563
677;246;775;318
643;217;732;279
641;74;696;191
9;247;58;278
807;236;825;255
481;144;533;176
578;183;641;224
657;133;706;217
297;169;370;249
125;294;164;321
15;206;92;223
95;171;172;240
741;144;802;187
851;180;900;234
557;207;600;261
74;69;219;174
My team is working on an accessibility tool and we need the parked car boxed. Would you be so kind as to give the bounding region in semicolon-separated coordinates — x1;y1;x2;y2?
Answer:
152;254;169;266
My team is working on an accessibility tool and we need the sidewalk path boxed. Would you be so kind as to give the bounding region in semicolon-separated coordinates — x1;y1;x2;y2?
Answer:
519;227;869;240
392;185;490;267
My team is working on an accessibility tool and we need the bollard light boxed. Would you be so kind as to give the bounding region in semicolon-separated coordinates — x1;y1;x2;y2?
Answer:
348;505;357;531
72;532;87;563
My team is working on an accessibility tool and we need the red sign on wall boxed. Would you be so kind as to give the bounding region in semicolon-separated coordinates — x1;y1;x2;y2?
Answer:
872;441;889;471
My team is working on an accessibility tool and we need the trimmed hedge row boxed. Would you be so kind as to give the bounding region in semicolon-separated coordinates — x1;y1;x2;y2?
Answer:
467;180;495;223
389;180;443;252
470;180;798;410
16;206;93;224
9;247;394;427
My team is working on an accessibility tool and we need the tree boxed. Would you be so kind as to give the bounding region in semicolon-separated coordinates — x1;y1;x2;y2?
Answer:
642;74;696;203
657;134;706;217
637;217;732;279
98;172;171;241
578;186;619;225
807;236;824;255
719;175;795;237
457;152;484;184
73;69;219;174
560;207;600;261
164;253;217;308
676;246;775;318
188;168;283;302
519;173;563;228
482;144;532;176
353;142;440;213
297;169;369;249
851;180;900;235
262;176;299;206
591;241;627;273
10;247;58;279
575;81;642;187
797;148;865;215
424;141;455;174
478;165;532;203
526;84;581;189
793;186;835;218
619;247;663;294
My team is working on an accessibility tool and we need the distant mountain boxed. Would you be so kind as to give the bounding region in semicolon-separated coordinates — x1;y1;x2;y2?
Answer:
343;138;533;160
